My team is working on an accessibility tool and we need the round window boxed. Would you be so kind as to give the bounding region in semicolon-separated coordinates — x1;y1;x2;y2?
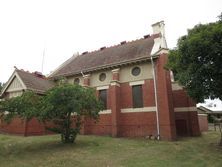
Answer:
131;67;141;76
74;78;80;84
99;73;106;81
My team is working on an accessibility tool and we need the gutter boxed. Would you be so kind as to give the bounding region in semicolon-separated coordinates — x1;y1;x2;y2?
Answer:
50;55;159;79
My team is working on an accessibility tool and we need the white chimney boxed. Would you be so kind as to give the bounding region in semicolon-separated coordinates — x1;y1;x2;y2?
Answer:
151;21;168;54
152;20;165;35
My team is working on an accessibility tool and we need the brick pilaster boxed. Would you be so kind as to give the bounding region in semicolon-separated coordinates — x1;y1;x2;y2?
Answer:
110;69;121;137
83;74;91;87
112;68;120;81
156;53;177;140
81;74;91;135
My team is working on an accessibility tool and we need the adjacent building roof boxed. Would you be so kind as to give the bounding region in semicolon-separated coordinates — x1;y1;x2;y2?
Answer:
1;69;55;96
50;34;160;78
16;70;55;93
197;106;222;114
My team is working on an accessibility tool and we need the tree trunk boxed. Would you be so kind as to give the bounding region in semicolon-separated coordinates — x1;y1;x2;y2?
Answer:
62;112;73;143
60;113;82;143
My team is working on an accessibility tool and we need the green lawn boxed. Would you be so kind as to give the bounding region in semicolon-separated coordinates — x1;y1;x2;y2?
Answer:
0;131;222;167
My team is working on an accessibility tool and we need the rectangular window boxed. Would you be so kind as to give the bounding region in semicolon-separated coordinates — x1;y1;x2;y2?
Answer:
99;89;107;110
132;85;143;108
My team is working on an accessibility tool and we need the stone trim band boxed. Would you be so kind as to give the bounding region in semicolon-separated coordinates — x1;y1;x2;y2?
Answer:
121;107;156;113
174;107;197;112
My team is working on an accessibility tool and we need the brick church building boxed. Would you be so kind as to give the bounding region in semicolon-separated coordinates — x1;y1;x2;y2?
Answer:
0;21;200;140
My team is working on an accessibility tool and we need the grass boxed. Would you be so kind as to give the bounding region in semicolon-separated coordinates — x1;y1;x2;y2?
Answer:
0;131;222;167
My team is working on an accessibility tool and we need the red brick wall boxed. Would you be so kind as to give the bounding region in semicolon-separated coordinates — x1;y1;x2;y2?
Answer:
25;118;46;136
173;90;196;108
0;54;200;139
109;83;120;137
172;89;200;136
84;87;112;136
156;53;177;140
0;117;55;136
175;112;200;136
84;54;200;139
25;118;55;136
81;53;199;140
82;78;157;137
198;114;208;132
120;82;133;108
84;114;112;135
119;112;157;137
0;117;26;135
120;80;155;108
173;90;190;108
143;80;155;107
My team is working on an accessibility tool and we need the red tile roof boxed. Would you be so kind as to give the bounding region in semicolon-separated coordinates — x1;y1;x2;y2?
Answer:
50;34;159;78
16;70;55;94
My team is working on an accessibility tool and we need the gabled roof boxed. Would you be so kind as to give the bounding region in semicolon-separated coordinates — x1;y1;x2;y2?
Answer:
197;106;222;114
16;70;55;93
1;69;55;96
50;34;160;78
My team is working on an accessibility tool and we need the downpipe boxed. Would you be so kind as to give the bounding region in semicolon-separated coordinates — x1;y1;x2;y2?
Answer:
151;56;160;140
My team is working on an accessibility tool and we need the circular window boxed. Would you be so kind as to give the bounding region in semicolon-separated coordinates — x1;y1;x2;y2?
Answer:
131;67;141;76
99;73;106;81
74;78;80;84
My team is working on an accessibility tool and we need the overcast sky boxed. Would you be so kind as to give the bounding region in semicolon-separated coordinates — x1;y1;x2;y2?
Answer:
0;0;221;82
1;0;221;108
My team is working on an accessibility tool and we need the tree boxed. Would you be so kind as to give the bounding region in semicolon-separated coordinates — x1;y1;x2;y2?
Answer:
0;84;102;143
218;12;222;22
0;82;3;92
0;91;41;122
39;84;103;143
167;16;222;102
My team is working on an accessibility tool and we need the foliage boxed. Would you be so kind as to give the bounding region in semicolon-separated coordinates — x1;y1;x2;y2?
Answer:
218;12;222;22
39;84;103;143
208;115;214;123
0;82;3;92
0;91;41;122
0;83;102;144
167;17;222;102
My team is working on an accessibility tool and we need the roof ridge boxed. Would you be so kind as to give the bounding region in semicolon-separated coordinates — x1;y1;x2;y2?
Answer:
80;34;154;56
48;53;79;78
16;69;50;81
